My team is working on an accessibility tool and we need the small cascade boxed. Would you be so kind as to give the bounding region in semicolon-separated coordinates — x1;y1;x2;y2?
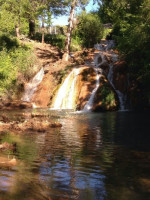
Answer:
107;64;127;111
22;68;44;102
52;68;81;109
95;40;127;111
83;54;103;112
94;40;115;51
83;68;100;112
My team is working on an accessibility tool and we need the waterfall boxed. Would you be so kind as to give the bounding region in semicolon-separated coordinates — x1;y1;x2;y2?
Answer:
107;64;127;111
83;54;102;112
83;68;100;112
52;68;81;110
22;68;44;102
95;40;127;111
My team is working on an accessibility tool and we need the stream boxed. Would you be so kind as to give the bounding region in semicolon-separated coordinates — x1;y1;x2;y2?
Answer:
0;109;150;200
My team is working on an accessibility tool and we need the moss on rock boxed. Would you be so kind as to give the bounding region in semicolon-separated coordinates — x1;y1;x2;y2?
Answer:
93;76;118;111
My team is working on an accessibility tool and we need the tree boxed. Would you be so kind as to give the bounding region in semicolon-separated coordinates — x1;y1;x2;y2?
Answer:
74;12;103;48
98;0;150;106
0;0;67;38
63;0;89;61
0;0;29;36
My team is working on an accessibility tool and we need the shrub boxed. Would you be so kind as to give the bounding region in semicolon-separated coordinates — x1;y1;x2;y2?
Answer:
0;35;38;99
73;12;104;48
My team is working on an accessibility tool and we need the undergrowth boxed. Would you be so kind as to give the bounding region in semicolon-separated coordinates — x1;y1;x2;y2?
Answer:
0;33;39;100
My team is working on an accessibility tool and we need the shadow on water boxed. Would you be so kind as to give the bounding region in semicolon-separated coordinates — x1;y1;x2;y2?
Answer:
0;110;150;200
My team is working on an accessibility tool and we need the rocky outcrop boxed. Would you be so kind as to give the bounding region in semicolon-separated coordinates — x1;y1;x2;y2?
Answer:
0;117;62;134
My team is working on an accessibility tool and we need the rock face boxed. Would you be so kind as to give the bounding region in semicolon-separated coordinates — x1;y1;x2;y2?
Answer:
51;64;118;111
113;61;128;93
93;76;118;111
20;40;130;111
31;60;75;107
50;66;96;110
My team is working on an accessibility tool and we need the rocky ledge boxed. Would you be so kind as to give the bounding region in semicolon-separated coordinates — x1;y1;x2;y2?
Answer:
0;113;62;133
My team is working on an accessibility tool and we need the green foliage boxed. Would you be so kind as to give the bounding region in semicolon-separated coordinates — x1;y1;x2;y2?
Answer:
98;0;150;105
94;78;117;111
33;32;66;49
33;32;82;51
102;28;112;39
0;34;37;97
73;12;103;48
0;50;16;92
0;34;19;51
0;0;29;35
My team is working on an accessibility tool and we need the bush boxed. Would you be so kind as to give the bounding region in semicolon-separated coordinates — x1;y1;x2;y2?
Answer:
73;12;104;48
0;35;38;98
0;33;19;51
32;32;82;51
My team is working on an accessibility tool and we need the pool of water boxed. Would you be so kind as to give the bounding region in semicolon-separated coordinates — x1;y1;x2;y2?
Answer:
0;110;150;200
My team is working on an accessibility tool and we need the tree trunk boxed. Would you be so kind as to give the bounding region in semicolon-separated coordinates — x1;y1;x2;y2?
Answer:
15;24;20;38
29;19;35;37
42;16;45;44
15;4;21;38
62;0;78;61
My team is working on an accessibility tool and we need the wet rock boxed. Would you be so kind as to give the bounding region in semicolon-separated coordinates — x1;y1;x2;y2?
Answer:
113;61;128;93
50;122;62;128
0;156;17;167
2;100;33;110
0;142;16;151
113;61;127;73
0;122;10;132
93;75;118;111
0;114;10;123
8;118;63;133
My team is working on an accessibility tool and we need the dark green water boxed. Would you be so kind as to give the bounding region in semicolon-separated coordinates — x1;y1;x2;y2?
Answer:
0;110;150;200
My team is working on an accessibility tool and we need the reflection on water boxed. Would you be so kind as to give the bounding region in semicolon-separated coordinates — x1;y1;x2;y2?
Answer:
0;111;150;200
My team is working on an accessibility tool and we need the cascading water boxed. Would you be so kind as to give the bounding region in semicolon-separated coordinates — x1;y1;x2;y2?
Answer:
22;67;44;102
52;68;81;109
83;54;103;112
83;68;100;111
95;40;127;111
52;40;127;112
107;65;127;111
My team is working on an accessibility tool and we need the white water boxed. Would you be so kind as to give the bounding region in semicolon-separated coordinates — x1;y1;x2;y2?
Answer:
53;40;127;111
53;68;81;109
22;68;44;102
94;40;115;51
83;54;103;112
83;68;100;112
95;40;127;111
107;64;127;111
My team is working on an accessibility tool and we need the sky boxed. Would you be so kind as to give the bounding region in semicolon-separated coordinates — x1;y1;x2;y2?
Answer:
52;0;99;26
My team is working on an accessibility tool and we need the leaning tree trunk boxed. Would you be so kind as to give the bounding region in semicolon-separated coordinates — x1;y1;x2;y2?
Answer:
62;0;78;61
29;19;35;37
